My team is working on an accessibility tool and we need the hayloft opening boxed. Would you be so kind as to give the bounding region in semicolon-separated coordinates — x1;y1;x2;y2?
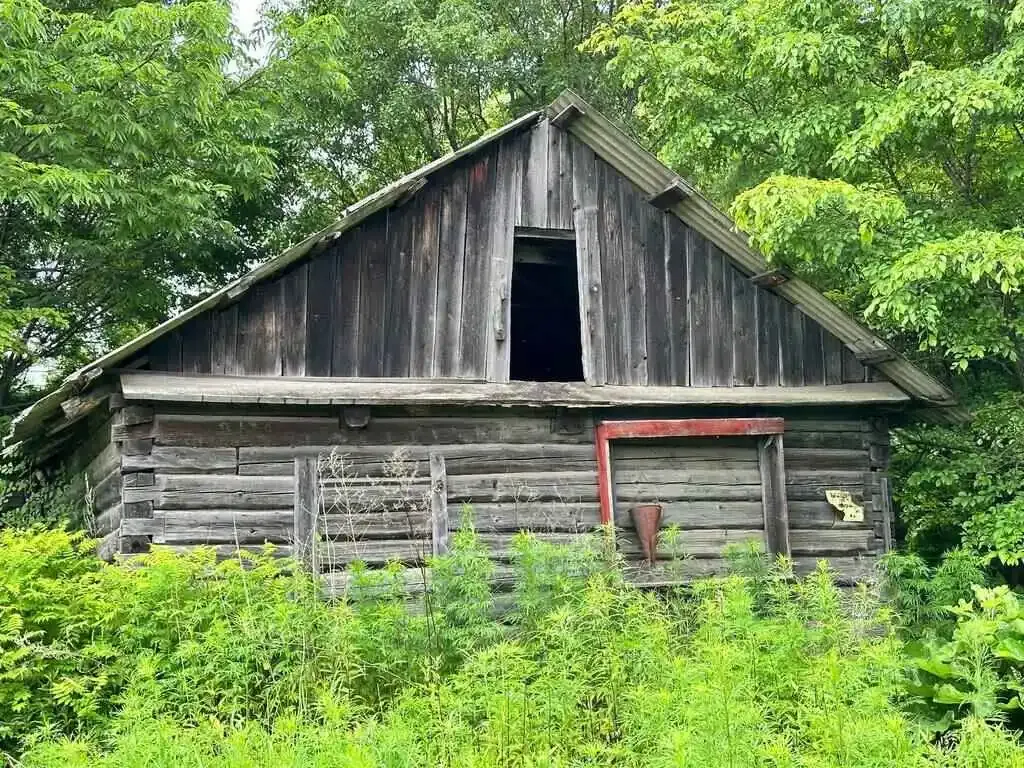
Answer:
510;231;584;382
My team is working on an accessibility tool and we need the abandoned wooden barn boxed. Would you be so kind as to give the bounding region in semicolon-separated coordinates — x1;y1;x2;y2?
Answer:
10;91;960;587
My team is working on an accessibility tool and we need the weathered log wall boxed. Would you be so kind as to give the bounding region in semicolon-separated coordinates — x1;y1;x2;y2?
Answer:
108;404;889;584
138;119;875;388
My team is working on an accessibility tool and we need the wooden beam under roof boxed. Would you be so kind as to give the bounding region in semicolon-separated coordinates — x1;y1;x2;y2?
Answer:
118;371;913;408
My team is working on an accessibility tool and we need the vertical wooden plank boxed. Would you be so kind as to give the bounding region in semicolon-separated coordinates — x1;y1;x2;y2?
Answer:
237;283;281;375
666;217;690;386
212;305;238;376
731;265;756;386
842;345;868;382
758;433;791;558
305;251;335;376
644;210;671;385
598;160;628;384
879;475;894;553
557;125;574;229
180;314;212;374
293;457;318;572
709;246;733;386
619;177;648;385
687;229;713;386
459;148;496;378
149;330;183;372
823;332;844;385
486;135;521;383
281;263;308;377
547;122;562;230
435;165;469;377
779;301;804;387
331;231;363;377
384;204;416;377
521;120;549;227
802;317;825;385
756;288;781;385
571;137;606;385
358;214;389;377
409;186;441;377
429;452;449;556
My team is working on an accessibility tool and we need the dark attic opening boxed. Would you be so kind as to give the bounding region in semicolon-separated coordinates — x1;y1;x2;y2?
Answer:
510;229;585;382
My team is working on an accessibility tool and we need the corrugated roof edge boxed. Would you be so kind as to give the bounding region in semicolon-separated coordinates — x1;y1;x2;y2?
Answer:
546;89;956;408
7;111;543;445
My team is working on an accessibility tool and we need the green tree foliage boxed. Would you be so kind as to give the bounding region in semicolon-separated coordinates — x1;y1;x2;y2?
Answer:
5;527;1024;766
276;0;628;201
590;0;1024;379
0;0;348;411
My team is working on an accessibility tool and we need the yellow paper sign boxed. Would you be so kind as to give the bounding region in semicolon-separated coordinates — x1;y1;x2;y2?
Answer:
826;489;864;522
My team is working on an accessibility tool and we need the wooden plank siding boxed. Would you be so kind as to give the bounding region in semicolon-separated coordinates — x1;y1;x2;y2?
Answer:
139;119;876;389
109;404;888;583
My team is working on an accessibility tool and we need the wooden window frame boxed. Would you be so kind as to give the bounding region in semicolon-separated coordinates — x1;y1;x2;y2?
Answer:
594;417;791;557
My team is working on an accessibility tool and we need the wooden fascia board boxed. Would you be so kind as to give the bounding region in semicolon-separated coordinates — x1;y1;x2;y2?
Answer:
8;111;544;444
118;372;912;407
545;90;955;406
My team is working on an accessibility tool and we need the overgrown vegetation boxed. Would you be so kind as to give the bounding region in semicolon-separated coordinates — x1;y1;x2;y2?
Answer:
1;527;1023;766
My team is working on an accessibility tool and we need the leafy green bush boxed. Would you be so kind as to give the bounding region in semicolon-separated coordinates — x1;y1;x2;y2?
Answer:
5;526;1024;766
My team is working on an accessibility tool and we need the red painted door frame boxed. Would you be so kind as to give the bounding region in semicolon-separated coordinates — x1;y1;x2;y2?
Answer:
594;417;785;525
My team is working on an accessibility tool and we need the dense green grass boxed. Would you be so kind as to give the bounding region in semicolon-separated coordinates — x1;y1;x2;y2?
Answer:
3;527;1024;766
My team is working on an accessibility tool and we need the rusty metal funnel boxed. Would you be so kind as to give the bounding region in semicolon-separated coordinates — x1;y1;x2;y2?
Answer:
630;503;663;565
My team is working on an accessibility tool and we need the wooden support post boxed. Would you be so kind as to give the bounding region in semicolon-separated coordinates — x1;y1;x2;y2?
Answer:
293;457;318;571
758;433;791;558
430;452;449;556
879;476;894;553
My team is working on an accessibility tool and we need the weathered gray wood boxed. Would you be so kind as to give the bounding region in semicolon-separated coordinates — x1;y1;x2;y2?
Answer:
322;510;429;540
612;500;765;530
332;230;363;377
779;301;804;386
823;333;844;385
148;329;182;371
91;468;121;512
802;317;825;385
93;504;122;537
460;148;496;377
687;227;712;385
879;475;894;552
357;214;389;378
211;305;239;375
383;203;415;377
467;501;600;533
644;210;671;385
486;135;521;382
665;217;690;385
180;312;212;373
120;373;911;408
790;528;873;555
758;434;791;557
429;453;449;556
647;180;689;210
571;136;606;384
237;282;282;376
279;263;307;377
619;528;764;559
710;246;733;385
409;186;441;377
731;264;757;386
755;288;781;385
125;473;293;509
619;170;648;385
304;235;336;376
521;119;549;227
124;509;293;545
122;446;237;474
434;164;469;377
615;467;762;485
842;344;868;383
87;441;121;486
599;160;628;383
447;471;597;503
294;457;317;569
